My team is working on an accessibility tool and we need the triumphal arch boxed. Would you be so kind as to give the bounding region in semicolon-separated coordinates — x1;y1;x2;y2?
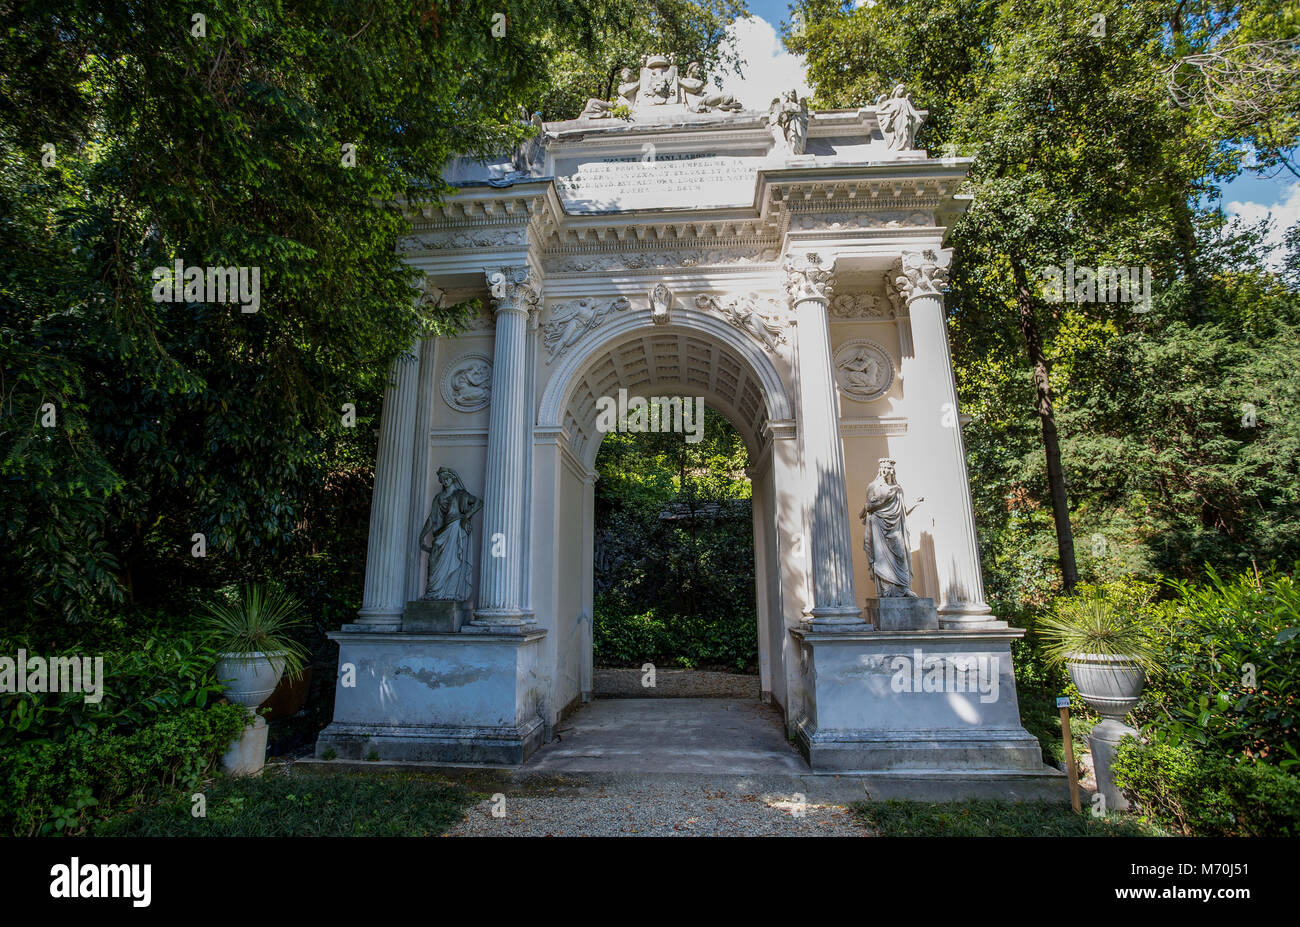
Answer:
317;56;1046;775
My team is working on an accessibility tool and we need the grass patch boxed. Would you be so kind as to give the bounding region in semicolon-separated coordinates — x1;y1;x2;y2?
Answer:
97;766;474;836
853;799;1166;837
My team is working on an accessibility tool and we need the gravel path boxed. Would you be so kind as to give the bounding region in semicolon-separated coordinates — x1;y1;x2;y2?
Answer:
444;781;868;836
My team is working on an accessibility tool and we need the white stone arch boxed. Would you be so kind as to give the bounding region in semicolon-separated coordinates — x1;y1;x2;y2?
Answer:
537;307;795;440
531;307;800;714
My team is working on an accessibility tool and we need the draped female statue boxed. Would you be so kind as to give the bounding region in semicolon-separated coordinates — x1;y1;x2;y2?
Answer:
419;467;483;601
860;458;923;598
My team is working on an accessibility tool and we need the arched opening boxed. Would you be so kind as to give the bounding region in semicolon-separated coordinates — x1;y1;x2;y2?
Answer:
529;313;803;768
591;404;759;697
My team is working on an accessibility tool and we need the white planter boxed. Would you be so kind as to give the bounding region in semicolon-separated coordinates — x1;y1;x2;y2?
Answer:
215;651;286;709
1066;653;1145;721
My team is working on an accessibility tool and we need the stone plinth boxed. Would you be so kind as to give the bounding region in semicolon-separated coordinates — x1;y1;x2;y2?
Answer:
402;599;470;633
315;629;547;765
789;627;1046;773
865;597;939;631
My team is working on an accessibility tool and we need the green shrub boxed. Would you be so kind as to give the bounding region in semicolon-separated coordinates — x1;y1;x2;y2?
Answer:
0;702;249;836
0;629;228;747
1112;736;1300;836
1138;565;1300;767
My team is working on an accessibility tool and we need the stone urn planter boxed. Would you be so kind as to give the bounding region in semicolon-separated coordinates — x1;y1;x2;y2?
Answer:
215;652;286;777
1038;588;1157;813
1068;654;1145;812
202;583;309;777
216;652;287;710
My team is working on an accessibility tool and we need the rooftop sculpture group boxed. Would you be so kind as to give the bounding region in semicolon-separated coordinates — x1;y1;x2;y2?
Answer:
574;53;923;156
580;54;743;118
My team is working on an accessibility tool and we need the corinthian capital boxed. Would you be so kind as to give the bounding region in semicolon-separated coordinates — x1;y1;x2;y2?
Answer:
783;252;835;303
886;248;952;310
485;265;541;315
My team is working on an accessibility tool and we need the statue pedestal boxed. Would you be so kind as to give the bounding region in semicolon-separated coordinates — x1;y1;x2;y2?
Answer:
315;628;547;765
788;627;1048;774
402;599;470;633
866;597;939;631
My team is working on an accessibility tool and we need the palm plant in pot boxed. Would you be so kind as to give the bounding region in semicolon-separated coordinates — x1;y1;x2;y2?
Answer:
1038;588;1158;715
203;583;310;712
1038;585;1159;811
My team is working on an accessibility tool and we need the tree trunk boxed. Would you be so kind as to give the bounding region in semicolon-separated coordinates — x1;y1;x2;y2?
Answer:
1011;254;1079;591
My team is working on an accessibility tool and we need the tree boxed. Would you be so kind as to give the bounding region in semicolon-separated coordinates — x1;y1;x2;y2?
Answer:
790;0;1300;600
0;0;748;631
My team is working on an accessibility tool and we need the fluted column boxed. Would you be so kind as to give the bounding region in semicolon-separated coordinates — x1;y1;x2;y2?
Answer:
887;248;995;627
785;252;865;628
472;266;540;629
356;341;422;629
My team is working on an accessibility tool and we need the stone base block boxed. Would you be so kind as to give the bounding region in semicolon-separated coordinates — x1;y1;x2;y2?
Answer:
865;597;939;631
221;712;267;776
789;626;1049;773
1089;718;1138;812
796;724;1045;773
316;718;544;765
314;628;547;766
402;599;470;633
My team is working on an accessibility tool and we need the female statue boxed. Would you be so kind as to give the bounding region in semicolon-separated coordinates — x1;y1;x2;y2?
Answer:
860;458;923;598
419;467;483;601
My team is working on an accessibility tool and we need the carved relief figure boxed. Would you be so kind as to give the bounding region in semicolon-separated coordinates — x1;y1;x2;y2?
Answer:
875;84;923;151
637;54;679;108
650;283;673;324
860;458;923;598
442;355;492;411
841;348;881;391
769;89;809;155
543;297;630;360
419;468;483;602
679;62;743;113
579;67;640;119
696;293;788;353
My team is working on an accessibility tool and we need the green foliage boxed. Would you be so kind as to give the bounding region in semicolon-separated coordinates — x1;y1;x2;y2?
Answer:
1;0;747;634
790;0;1300;602
593;407;757;670
201;582;310;680
1136;565;1300;765
98;768;472;837
1037;581;1160;670
0;702;249;836
1113;736;1300;836
0;626;230;747
533;0;747;121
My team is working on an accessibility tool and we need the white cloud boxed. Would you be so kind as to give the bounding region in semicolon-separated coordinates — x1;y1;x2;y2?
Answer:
716;16;812;112
1225;180;1300;270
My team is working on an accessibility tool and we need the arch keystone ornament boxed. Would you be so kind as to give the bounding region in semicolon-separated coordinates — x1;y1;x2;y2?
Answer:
315;68;1056;789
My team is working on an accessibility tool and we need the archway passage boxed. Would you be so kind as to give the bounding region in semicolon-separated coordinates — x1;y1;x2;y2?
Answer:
526;316;805;771
590;405;760;698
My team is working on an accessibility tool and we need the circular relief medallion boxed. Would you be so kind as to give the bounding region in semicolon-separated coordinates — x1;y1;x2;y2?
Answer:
440;352;493;412
833;339;894;402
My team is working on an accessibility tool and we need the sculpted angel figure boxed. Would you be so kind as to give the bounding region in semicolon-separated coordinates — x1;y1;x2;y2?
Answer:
580;67;640;119
678;61;743;113
419;468;483;602
875;84;923;151
769;89;809;155
543;297;629;359
860;458;923;598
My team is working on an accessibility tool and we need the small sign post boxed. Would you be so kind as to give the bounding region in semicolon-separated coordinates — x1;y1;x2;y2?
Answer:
1058;696;1081;813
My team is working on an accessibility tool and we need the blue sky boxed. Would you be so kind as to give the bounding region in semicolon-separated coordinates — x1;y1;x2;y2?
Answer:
722;4;1298;263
